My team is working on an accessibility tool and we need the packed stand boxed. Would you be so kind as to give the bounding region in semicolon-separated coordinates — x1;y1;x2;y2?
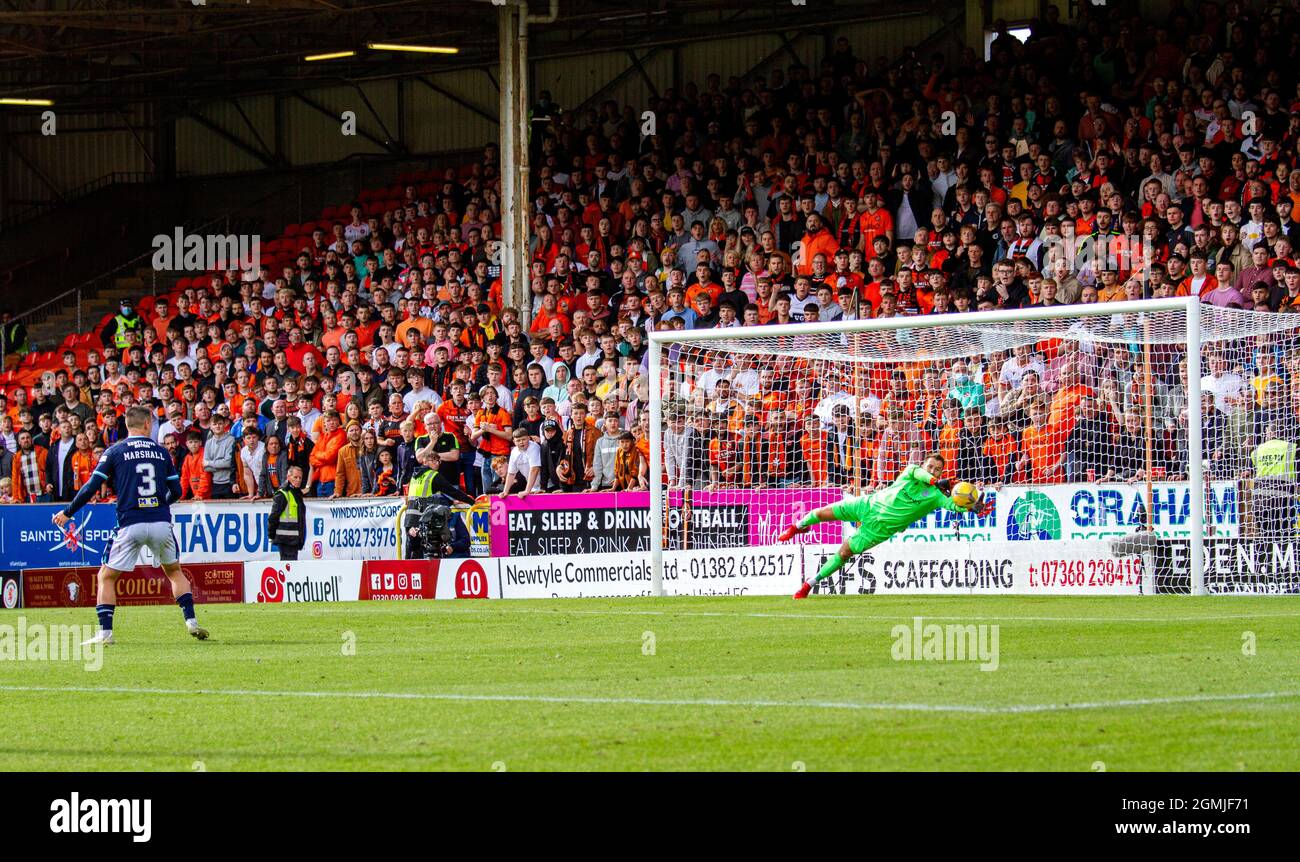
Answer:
2;0;1300;504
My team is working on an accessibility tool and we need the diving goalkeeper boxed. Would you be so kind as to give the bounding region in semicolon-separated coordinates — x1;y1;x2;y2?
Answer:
779;453;990;599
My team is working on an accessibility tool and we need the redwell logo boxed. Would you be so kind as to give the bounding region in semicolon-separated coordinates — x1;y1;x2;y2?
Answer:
244;563;359;603
255;566;285;603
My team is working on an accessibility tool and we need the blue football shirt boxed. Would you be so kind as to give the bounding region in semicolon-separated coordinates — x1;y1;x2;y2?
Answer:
92;435;182;527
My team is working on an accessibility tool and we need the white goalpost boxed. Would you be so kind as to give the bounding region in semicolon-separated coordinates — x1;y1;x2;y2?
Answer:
649;297;1300;598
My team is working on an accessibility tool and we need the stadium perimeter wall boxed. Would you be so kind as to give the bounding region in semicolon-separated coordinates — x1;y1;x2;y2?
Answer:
0;481;1294;604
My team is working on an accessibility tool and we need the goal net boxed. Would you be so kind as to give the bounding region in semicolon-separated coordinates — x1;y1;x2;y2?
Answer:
649;298;1300;597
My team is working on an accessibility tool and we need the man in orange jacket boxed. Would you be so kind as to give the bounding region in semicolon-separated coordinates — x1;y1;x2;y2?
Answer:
309;411;346;497
796;213;840;276
333;421;364;497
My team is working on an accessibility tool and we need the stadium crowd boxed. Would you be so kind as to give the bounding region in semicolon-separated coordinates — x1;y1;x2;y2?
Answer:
3;0;1300;504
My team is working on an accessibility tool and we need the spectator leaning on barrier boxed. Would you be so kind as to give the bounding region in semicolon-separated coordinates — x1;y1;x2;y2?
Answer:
203;413;236;499
500;427;542;498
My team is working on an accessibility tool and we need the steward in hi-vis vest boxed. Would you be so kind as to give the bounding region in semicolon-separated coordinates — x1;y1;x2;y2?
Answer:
99;298;144;351
268;464;307;560
1249;425;1298;540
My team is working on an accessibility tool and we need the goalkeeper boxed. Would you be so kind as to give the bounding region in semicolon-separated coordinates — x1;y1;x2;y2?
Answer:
779;453;990;599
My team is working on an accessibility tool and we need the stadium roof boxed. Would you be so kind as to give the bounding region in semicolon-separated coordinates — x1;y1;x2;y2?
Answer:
0;0;911;111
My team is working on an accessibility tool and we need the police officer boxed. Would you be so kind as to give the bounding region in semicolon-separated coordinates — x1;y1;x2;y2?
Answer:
1249;422;1297;539
268;464;307;560
99;297;144;350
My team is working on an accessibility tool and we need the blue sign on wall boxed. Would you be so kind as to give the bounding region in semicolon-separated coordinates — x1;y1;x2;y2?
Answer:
0;504;118;569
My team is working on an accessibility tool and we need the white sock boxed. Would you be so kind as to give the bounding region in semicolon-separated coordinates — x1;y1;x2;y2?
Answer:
186;619;199;629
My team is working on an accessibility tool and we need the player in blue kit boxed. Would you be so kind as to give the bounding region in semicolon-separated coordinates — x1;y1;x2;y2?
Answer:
52;405;208;645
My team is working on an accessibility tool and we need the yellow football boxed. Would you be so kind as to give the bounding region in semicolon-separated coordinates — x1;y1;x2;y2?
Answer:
951;481;980;511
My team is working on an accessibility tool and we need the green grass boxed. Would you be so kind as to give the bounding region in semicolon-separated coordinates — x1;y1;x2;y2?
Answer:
1;596;1297;771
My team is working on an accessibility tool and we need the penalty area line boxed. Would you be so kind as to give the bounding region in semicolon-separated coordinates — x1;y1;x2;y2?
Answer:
0;685;1297;715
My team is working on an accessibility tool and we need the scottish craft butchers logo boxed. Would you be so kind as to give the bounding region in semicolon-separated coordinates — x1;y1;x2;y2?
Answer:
61;572;88;607
1006;491;1061;541
256;565;285;603
2;577;17;609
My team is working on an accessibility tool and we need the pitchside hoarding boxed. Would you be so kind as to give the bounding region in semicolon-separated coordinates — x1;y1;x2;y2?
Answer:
180;498;489;563
0;498;489;569
490;489;843;556
801;541;1144;596
996;482;1241;542
487;482;1242;556
493;546;802;599
246;558;496;602
243;561;362;603
20;562;243;608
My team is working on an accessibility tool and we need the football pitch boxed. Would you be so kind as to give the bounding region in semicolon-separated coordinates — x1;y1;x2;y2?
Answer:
1;595;1298;771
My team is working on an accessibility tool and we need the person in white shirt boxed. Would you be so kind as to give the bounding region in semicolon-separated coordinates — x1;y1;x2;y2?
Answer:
527;340;556;382
662;410;691;488
1240;198;1266;248
401;368;442;414
483;364;513;412
375;323;402;365
573;330;603;379
730;355;760;398
1200;352;1248;416
999;344;1047;390
295;395;323;441
929;154;958;209
239;428;266;499
786;277;819;321
501;428;542;497
165;337;196;374
696;354;733;398
343;206;371;244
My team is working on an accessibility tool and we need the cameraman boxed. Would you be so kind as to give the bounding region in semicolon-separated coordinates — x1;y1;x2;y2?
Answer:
399;448;472;559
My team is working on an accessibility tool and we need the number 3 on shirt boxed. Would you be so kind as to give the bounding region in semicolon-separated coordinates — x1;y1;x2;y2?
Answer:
136;462;158;504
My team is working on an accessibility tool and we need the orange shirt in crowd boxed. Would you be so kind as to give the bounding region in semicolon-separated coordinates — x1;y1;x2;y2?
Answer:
310;427;346;484
1021;422;1061;483
181;450;211;499
1049;383;1093;441
983;432;1016;479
